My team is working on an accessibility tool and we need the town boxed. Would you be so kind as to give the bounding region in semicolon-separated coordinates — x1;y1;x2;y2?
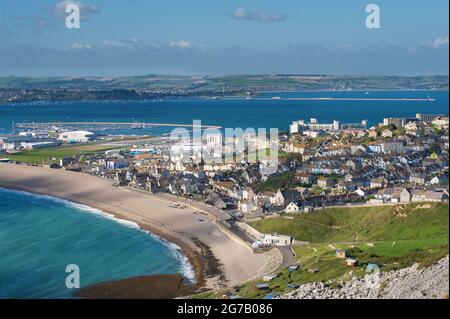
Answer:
0;112;448;251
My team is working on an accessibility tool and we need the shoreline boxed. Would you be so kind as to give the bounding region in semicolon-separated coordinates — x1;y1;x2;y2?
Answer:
0;163;278;298
0;184;209;298
0;186;201;298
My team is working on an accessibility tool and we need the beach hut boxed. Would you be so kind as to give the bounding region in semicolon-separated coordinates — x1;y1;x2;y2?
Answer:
366;263;379;273
288;264;300;272
224;295;241;300
255;283;270;290
263;274;277;282
307;268;320;273
345;258;358;267
335;249;347;258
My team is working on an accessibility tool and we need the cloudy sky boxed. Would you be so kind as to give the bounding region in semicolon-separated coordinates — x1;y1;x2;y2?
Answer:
0;0;448;76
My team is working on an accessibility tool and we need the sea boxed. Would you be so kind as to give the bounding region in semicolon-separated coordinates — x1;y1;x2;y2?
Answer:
0;90;448;136
0;188;194;299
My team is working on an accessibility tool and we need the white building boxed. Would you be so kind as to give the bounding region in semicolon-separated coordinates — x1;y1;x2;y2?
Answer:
289;119;340;134
205;133;222;146
416;113;446;123
303;130;323;138
259;233;293;246
289;121;299;134
21;141;60;150
367;144;383;153
58;131;96;143
285;201;302;213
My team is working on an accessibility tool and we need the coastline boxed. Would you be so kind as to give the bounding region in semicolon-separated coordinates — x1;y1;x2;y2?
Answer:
1;89;447;108
0;187;199;298
0;163;278;298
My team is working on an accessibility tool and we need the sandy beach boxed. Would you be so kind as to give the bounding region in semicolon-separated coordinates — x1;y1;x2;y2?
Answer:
0;163;280;296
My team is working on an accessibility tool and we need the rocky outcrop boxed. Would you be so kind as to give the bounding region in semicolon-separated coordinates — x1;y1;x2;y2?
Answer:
282;256;449;299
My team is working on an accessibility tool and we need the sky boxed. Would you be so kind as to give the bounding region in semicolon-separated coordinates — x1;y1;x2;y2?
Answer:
0;0;448;76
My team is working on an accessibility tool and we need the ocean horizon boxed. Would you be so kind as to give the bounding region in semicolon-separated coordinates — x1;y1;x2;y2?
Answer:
0;187;194;299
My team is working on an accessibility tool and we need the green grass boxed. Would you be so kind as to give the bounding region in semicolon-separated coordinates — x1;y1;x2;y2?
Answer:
194;203;449;299
194;239;448;299
345;242;449;271
254;172;294;192
8;144;116;164
249;203;449;243
357;239;447;257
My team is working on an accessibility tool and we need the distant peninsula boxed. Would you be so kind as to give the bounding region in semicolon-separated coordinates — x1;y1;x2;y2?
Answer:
0;74;448;104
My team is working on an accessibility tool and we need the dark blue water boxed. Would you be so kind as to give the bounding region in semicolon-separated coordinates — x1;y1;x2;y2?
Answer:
0;91;447;135
0;188;194;298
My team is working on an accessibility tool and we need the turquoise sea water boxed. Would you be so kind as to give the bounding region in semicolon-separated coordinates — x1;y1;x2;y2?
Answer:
0;91;447;135
0;188;194;299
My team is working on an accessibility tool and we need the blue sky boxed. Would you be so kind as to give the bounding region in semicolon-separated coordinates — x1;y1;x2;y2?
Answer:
0;0;448;76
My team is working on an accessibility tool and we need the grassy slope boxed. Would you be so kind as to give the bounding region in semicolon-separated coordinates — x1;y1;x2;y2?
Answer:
249;203;449;243
195;239;448;299
7;144;116;164
195;203;449;298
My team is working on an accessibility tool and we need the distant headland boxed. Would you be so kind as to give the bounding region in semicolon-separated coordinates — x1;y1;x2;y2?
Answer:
0;74;448;104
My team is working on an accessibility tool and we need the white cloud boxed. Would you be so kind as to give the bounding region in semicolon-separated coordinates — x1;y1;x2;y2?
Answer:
170;40;193;48
6;38;447;76
169;40;211;51
429;37;449;50
231;7;290;22
68;42;92;50
102;39;135;49
65;38;211;54
66;38;160;51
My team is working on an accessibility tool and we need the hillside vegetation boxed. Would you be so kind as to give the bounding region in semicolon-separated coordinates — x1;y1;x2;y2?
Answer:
249;203;449;243
196;203;448;299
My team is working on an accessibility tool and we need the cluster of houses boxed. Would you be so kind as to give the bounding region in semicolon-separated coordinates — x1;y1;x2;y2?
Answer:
278;114;449;211
1;113;448;259
5;113;448;221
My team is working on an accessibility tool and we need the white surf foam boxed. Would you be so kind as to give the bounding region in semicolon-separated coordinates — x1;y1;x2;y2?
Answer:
0;187;196;283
